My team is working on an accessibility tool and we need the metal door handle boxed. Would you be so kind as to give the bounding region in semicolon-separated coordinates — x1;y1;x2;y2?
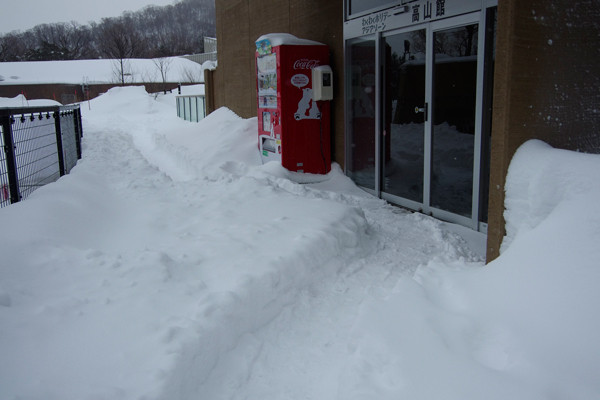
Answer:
414;103;428;121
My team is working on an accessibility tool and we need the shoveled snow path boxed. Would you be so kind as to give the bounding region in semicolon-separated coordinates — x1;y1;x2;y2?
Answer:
4;88;600;400
0;87;484;399
83;100;483;399
78;112;375;400
189;195;484;399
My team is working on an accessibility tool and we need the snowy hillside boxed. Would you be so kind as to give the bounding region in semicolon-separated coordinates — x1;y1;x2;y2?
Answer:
0;87;598;400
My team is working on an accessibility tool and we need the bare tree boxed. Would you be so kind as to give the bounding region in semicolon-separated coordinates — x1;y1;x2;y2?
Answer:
180;65;203;84
98;17;145;85
153;57;173;93
0;33;26;61
0;0;216;62
110;59;136;85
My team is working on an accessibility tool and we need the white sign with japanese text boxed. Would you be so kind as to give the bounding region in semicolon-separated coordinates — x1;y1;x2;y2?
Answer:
344;0;483;39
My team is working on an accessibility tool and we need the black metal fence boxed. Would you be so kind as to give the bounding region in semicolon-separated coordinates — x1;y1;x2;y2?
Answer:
0;105;83;208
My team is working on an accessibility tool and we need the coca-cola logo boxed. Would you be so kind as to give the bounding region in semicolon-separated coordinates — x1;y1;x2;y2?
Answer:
293;59;320;70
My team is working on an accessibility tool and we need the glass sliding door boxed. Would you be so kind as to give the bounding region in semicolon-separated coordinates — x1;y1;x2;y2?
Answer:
430;23;478;218
346;37;377;191
344;6;494;232
381;29;427;205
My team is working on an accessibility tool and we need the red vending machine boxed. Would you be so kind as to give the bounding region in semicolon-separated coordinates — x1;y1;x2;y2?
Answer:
255;33;333;174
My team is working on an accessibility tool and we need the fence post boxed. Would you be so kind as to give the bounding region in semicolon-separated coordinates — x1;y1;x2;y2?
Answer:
53;109;66;177
74;107;83;159
1;115;21;204
204;68;216;115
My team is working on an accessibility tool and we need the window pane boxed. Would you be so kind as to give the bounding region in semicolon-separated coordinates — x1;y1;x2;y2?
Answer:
382;29;426;203
346;37;376;190
430;24;478;217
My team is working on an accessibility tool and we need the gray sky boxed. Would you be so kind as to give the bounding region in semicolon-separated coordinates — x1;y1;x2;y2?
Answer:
0;0;177;34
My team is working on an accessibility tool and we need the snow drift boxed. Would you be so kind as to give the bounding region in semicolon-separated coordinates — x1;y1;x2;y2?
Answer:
343;140;600;399
0;87;599;400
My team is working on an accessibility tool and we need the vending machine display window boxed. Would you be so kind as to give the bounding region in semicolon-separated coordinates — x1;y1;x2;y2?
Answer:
257;53;278;109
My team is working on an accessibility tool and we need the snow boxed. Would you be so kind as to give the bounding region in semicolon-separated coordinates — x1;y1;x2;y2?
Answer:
0;94;62;107
256;33;325;47
0;57;205;85
1;87;599;400
173;83;205;97
201;59;217;72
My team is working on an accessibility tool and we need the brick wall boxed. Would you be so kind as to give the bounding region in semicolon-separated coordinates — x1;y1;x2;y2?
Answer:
212;0;345;166
487;0;600;260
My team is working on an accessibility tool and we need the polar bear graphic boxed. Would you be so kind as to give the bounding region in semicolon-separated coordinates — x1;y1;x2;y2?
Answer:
294;88;321;120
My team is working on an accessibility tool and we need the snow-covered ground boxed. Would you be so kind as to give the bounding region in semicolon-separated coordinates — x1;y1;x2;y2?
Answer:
0;87;598;400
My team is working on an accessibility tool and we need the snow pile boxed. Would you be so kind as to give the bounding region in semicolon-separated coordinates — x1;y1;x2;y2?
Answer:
342;140;600;399
201;59;217;71
256;33;325;47
0;87;373;399
0;93;61;107
177;83;205;96
0;57;204;85
0;86;598;400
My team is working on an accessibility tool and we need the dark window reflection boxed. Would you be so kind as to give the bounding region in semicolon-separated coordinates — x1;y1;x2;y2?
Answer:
346;38;376;190
430;24;478;217
382;30;426;203
479;7;497;224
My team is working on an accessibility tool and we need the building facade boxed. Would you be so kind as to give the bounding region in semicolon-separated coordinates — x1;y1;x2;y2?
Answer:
210;0;600;261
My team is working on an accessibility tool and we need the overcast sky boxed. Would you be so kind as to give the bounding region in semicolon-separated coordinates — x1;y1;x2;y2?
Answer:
0;0;178;34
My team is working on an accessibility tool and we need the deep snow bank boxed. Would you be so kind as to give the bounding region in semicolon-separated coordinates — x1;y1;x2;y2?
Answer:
344;140;600;399
2;86;598;400
0;87;372;400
